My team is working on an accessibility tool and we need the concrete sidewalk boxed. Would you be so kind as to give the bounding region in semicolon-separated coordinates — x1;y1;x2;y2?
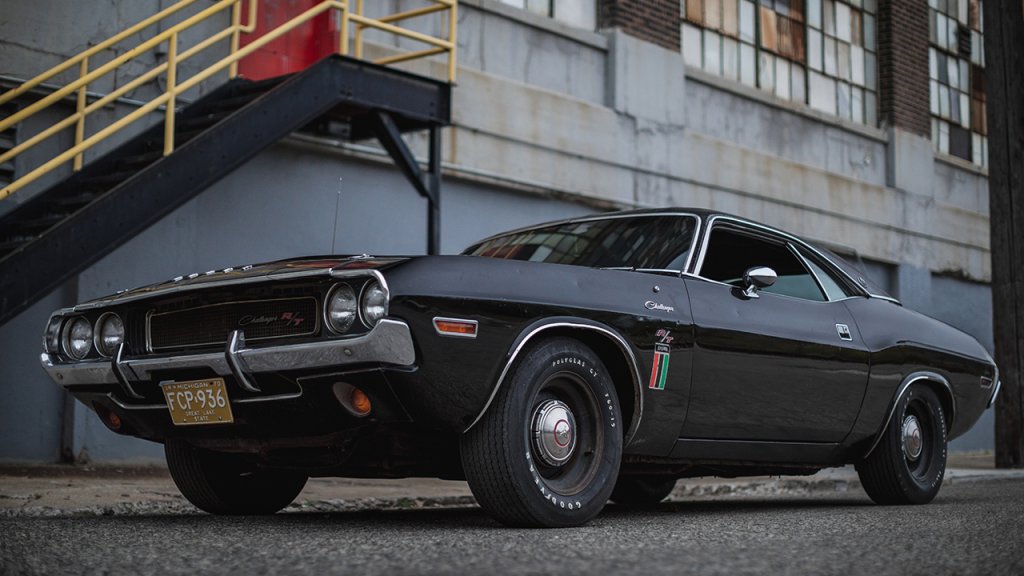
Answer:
2;452;1022;517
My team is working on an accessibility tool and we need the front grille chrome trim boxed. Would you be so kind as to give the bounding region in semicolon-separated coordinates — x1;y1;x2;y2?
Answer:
42;319;417;388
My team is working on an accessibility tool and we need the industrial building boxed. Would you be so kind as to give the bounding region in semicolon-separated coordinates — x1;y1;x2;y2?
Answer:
0;0;993;461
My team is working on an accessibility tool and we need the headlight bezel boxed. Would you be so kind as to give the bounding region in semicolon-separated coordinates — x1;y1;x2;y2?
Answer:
44;314;64;355
62;316;94;360
359;280;388;329
94;312;125;358
324;283;359;334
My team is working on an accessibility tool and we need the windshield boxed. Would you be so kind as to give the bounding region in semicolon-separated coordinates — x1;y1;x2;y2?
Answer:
463;215;698;270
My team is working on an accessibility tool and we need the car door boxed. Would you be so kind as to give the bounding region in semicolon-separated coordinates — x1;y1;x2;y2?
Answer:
679;220;871;443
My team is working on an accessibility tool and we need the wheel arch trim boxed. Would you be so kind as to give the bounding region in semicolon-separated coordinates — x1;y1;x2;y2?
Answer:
863;371;956;459
463;318;644;444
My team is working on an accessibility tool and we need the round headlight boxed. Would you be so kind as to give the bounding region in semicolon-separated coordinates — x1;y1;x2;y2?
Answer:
360;280;388;328
96;313;125;357
326;283;358;333
63;317;93;360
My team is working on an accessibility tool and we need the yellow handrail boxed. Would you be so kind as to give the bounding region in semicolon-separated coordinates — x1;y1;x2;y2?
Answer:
0;0;457;201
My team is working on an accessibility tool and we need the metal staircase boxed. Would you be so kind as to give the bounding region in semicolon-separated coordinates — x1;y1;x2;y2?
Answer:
0;0;456;326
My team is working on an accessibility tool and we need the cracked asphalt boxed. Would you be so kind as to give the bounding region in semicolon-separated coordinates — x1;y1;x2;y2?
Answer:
2;475;1023;575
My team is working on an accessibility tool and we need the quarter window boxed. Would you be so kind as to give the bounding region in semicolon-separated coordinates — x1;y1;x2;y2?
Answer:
698;226;826;301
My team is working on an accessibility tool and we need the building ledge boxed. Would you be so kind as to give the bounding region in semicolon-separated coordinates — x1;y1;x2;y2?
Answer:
935;152;988;177
685;66;888;144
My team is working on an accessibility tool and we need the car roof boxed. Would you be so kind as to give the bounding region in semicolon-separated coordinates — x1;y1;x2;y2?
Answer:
467;207;898;303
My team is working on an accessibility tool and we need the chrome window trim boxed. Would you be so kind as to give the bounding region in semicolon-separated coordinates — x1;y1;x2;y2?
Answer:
691;215;873;300
787;244;833;302
863;371;956;459
463;321;645;446
467;213;704;275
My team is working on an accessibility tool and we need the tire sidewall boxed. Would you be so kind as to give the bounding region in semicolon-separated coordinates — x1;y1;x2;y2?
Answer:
891;385;947;503
503;339;623;526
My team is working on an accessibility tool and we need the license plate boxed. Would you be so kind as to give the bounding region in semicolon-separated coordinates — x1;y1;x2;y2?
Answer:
161;378;234;426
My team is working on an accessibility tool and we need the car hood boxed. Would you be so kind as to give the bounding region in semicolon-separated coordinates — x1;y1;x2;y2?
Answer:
70;256;411;311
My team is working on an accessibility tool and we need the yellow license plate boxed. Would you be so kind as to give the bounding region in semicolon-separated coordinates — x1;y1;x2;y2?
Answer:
161;378;234;426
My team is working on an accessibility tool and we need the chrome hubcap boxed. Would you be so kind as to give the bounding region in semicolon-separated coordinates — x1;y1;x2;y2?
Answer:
902;415;923;461
532;399;576;467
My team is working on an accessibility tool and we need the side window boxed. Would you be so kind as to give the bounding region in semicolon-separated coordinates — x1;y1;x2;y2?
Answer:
797;248;854;301
699;227;826;302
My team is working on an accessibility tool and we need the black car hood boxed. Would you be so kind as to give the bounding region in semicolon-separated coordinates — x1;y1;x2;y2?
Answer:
72;256;411;310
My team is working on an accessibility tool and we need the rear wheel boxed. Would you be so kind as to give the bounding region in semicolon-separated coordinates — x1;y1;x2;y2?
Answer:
460;338;623;527
165;439;307;515
610;475;677;507
856;384;947;505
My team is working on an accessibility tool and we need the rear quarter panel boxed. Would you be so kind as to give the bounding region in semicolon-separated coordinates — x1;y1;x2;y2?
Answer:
843;297;996;447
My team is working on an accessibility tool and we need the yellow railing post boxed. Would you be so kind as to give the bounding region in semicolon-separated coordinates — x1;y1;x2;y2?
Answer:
353;0;364;59
73;58;88;171
339;0;350;56
448;0;458;82
229;0;242;77
165;34;178;156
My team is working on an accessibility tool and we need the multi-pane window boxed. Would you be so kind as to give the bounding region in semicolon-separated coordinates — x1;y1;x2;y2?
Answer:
498;0;597;30
929;0;986;167
682;1;878;127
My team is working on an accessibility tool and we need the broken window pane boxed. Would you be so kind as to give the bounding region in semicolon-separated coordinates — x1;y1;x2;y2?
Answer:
809;29;823;70
851;10;863;46
740;0;757;42
724;0;740;36
759;51;775;92
807;0;821;27
835;2;852;42
852;85;864;123
837;81;851;119
865;91;877;125
939;85;950;117
792;65;807;102
760;7;778;51
851;45;865;85
947;55;959;89
683;23;703;67
723;36;740;80
863;13;875;49
823;0;835;35
864;51;876;90
688;0;705;22
837;41;851;81
809;71;837;114
824;36;837;75
740;42;757;86
704;29;722;74
776;58;792;99
707;0;722;28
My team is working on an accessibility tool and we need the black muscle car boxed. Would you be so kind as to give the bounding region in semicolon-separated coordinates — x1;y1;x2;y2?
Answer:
41;208;1000;527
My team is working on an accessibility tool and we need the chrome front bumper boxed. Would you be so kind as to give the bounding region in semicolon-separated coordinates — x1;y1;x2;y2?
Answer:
41;318;417;395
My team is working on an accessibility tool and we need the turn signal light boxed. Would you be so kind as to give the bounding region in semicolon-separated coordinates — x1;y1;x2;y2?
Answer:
350;388;372;416
433;317;478;338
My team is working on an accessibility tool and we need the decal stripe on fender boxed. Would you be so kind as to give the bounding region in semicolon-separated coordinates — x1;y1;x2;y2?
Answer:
649;344;671;390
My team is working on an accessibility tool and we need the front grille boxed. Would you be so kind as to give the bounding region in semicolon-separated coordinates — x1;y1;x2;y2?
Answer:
148;297;319;352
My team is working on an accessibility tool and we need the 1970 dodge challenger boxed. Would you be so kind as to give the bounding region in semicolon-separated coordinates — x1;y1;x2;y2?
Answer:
41;208;1000;527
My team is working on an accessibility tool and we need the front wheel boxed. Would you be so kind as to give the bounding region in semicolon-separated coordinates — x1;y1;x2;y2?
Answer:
856;384;947;505
460;338;623;527
165;439;308;515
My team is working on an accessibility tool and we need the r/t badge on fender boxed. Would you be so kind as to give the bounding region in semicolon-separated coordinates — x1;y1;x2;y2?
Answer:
649;329;673;390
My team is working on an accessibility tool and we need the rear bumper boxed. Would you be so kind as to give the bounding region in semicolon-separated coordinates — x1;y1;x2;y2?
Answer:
41;318;416;393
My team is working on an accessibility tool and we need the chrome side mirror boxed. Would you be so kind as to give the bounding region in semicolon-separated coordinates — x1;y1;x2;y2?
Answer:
742;266;777;299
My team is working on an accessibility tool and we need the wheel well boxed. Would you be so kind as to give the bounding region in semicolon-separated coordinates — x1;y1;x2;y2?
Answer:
533;327;638;442
917;379;955;432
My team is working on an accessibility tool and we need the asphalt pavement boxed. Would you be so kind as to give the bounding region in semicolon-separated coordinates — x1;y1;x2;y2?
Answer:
2;457;1023;575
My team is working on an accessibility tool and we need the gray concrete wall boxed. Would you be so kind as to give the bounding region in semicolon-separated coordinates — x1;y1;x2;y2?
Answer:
0;1;997;460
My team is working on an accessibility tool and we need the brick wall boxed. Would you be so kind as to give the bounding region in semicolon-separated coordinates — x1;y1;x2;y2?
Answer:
599;0;680;52
877;0;931;136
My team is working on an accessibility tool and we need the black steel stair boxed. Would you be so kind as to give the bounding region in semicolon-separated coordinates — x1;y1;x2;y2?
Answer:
0;55;450;325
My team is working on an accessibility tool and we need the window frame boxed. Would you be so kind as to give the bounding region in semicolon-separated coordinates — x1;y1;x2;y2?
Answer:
687;215;869;302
